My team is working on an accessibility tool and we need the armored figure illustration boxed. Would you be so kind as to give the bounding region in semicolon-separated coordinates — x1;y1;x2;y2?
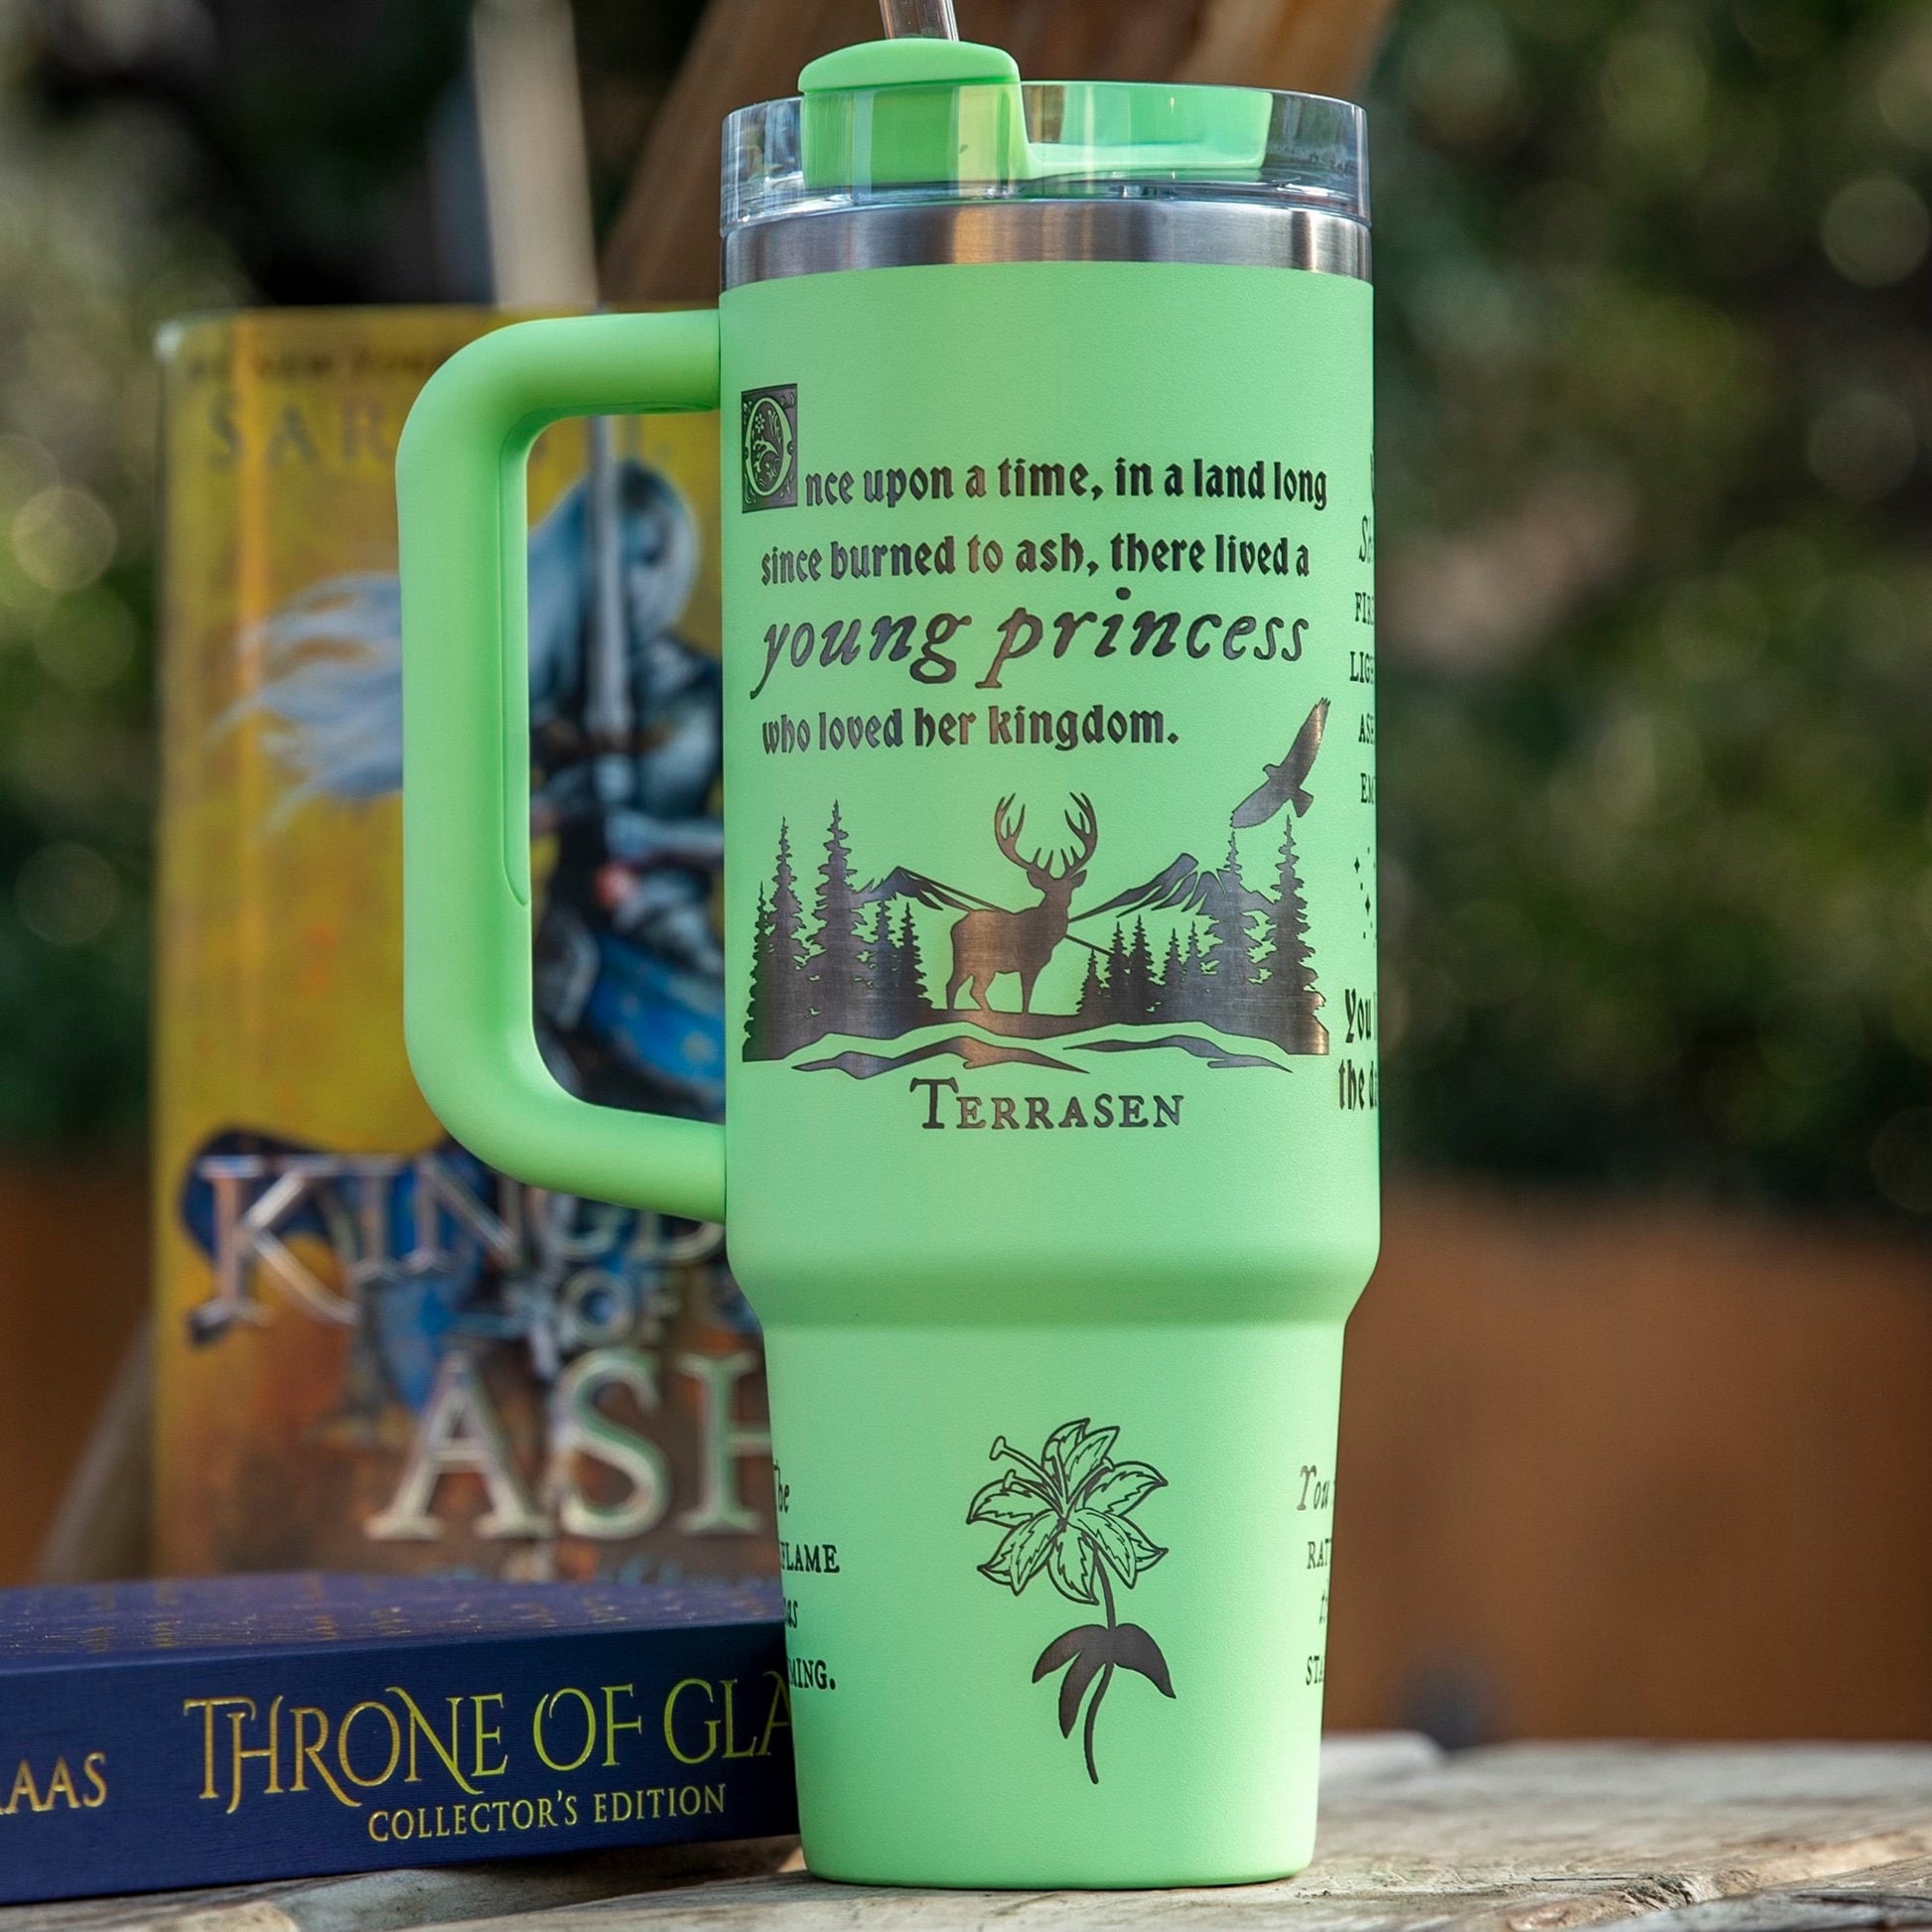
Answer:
523;463;725;1119
236;457;725;1119
194;454;744;1418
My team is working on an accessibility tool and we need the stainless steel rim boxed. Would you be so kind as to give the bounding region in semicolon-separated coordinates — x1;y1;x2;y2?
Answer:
724;200;1371;288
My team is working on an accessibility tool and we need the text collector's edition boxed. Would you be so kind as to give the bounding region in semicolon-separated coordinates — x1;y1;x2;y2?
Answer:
0;1575;795;1904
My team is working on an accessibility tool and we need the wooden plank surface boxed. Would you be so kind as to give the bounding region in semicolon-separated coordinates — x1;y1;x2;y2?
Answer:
1623;1856;1932;1931
14;1740;1932;1931
0;1840;801;1932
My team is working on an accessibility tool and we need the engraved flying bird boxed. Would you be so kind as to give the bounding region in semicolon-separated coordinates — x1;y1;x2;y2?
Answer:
1229;699;1329;829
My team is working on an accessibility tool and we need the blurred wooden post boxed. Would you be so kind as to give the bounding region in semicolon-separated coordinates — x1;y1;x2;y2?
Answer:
601;0;1398;305
472;0;600;307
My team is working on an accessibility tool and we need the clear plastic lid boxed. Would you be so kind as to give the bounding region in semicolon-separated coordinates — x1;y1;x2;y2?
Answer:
722;40;1367;233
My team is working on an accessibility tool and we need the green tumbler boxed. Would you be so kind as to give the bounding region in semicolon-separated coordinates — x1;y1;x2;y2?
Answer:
398;28;1376;1889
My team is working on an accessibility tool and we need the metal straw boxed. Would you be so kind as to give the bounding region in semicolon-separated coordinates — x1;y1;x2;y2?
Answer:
879;0;958;37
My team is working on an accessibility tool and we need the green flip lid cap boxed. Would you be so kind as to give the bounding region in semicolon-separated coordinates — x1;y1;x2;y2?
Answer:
796;38;1276;193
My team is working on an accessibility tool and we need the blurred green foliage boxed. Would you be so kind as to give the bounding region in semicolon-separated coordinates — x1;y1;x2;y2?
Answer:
3;0;1931;1220
0;0;688;1148
0;8;242;1143
1374;0;1932;1215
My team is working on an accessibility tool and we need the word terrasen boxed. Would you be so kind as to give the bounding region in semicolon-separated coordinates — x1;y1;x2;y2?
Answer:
911;1079;1184;1131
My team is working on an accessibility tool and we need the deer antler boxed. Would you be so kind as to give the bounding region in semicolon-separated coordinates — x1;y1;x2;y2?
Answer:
993;793;1099;882
1050;793;1099;878
993;796;1029;869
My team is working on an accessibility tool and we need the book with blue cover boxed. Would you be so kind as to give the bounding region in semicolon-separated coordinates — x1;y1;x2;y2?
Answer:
0;1573;795;1903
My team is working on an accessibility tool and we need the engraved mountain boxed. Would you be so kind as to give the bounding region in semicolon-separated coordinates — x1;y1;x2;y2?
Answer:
745;700;1332;1073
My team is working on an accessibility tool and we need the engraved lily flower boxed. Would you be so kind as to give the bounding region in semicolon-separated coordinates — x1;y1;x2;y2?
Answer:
969;1419;1174;1783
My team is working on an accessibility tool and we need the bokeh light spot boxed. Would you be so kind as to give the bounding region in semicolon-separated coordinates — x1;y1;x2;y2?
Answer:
12;484;116;592
14;841;120;947
1821;175;1931;286
33;589;135;692
1806;390;1917;500
1871;1108;1932;1212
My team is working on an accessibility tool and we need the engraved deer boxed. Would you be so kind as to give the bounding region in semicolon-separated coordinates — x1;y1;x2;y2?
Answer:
945;794;1098;1014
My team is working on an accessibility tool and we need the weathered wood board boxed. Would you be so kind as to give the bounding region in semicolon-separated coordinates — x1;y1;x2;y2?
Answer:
15;1741;1932;1932
0;1840;802;1932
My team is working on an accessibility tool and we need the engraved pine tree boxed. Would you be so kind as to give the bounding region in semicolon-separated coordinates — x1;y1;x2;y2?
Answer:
969;1419;1175;1784
1076;948;1108;1023
740;699;1335;1068
746;821;812;1057
806;802;865;1035
1257;809;1328;1053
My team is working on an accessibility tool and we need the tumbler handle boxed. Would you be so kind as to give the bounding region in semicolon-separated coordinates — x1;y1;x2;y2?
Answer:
398;311;726;1224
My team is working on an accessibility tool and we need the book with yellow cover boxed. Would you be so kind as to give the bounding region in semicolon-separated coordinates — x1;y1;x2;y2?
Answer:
153;311;773;1585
